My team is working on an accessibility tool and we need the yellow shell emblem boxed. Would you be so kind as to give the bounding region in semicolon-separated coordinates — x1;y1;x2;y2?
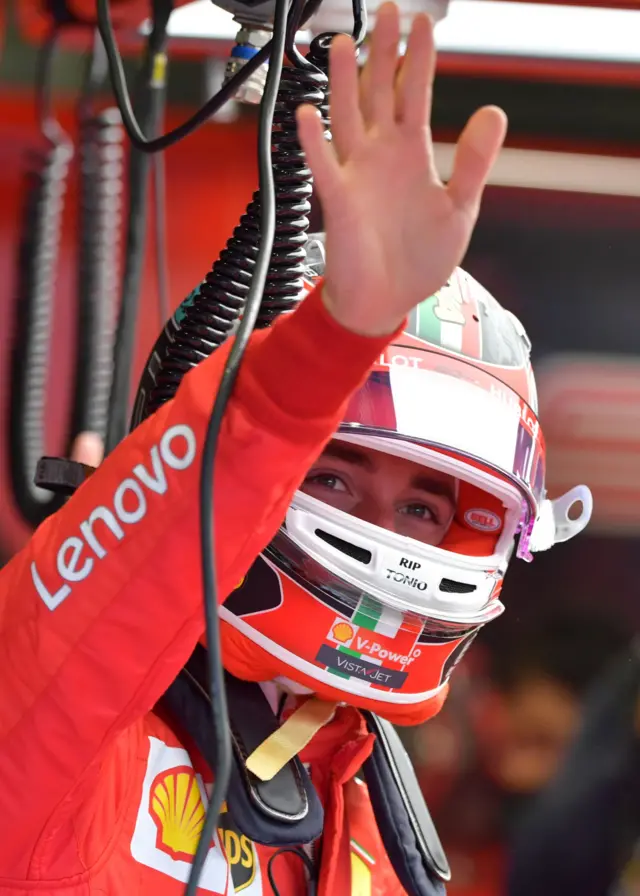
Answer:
149;766;206;861
332;622;354;643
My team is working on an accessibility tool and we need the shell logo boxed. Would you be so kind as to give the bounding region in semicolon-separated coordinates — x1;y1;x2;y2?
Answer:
331;621;355;643
149;766;206;862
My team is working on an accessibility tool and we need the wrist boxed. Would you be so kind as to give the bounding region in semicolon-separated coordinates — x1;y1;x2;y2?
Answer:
320;286;406;339
235;283;406;442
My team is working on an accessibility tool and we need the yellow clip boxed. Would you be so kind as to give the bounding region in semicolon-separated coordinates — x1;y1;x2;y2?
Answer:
152;53;168;87
245;698;338;782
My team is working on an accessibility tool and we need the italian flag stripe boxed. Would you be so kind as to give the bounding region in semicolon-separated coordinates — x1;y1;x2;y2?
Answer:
328;668;350;679
337;644;382;666
416;295;464;353
338;645;360;658
416;298;442;346
439;320;464;352
351;839;376;866
352;596;403;638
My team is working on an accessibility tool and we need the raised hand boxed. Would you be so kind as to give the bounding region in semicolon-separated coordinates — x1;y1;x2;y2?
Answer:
296;2;507;337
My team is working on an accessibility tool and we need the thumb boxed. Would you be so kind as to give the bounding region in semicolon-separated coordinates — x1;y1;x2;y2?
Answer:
70;432;105;468
447;106;507;214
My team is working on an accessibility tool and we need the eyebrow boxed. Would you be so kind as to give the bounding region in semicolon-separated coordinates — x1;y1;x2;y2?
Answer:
320;443;375;469
411;475;456;506
319;443;456;506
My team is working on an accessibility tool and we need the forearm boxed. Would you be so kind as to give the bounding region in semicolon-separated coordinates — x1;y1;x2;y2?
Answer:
0;283;401;866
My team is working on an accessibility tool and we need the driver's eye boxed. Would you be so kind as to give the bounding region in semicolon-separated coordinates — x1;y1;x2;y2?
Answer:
399;503;438;523
305;473;348;493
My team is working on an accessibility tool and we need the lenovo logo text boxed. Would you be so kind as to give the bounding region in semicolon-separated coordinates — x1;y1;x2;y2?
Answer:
31;424;197;611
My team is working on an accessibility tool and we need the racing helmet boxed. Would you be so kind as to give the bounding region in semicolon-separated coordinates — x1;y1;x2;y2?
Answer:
219;235;593;726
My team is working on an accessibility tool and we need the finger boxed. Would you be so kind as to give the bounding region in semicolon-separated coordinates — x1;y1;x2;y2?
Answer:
70;432;105;468
447;106;507;213
359;2;401;129
395;13;436;131
329;34;365;161
297;104;342;202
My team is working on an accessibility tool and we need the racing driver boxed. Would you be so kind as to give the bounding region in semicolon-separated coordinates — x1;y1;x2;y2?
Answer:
0;6;591;895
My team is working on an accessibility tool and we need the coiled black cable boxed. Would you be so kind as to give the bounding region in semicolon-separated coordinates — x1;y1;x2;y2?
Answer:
8;29;74;527
74;33;124;440
253;32;330;329
131;23;331;421
8;135;73;527
8;26;129;529
130;0;365;414
253;0;366;330
130;0;375;422
74;107;125;439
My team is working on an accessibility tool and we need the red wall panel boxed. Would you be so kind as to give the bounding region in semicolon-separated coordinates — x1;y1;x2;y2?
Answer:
0;89;258;558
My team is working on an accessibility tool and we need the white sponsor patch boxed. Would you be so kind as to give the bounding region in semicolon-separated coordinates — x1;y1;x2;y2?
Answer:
464;508;502;532
326;617;358;647
130;737;230;893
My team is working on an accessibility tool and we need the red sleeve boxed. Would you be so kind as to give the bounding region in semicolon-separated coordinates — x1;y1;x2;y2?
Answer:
0;284;400;870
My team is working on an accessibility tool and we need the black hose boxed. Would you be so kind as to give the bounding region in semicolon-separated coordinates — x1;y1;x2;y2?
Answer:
8;28;73;527
131;44;330;422
96;0;326;155
184;1;291;891
8;136;73;527
152;151;171;326
253;32;331;329
9;25;128;528
128;0;367;415
104;0;172;454
74;106;125;439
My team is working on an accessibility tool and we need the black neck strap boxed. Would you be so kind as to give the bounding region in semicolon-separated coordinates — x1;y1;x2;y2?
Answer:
160;645;449;895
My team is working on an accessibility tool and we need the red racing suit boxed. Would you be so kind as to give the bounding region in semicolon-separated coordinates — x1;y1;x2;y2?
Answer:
0;285;408;896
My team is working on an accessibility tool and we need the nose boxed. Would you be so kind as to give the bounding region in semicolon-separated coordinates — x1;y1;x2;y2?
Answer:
352;496;395;532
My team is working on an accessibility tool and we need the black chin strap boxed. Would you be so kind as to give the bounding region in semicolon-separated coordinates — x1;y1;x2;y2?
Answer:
160;644;450;895
161;645;324;847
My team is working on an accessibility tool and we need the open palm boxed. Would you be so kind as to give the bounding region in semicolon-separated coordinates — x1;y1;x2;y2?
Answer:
297;2;507;337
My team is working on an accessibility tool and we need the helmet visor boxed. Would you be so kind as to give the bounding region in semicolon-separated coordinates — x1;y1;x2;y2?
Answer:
342;348;545;512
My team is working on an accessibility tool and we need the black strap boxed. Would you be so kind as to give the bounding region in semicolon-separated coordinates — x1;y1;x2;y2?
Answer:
362;711;450;895
35;457;94;495
161;647;450;892
160;646;324;847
